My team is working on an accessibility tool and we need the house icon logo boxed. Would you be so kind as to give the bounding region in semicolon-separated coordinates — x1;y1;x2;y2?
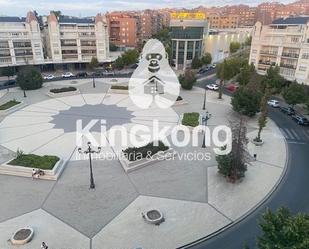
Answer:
129;39;180;109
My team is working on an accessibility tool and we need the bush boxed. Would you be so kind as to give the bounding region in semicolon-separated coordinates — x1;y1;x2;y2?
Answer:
231;87;261;117
176;96;183;101
191;57;202;69
110;85;128;90
16;66;43;90
179;69;196;90
229;41;241;53
0;100;20;110
50;87;77;93
9;154;60;170
123;141;168;161
182;112;199;127
282;82;307;106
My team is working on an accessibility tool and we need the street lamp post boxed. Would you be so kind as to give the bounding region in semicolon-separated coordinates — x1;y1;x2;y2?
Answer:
92;76;96;88
78;142;101;189
202;84;207;110
202;111;212;148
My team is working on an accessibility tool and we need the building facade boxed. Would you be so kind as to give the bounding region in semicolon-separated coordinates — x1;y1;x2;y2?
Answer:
0;11;44;67
45;13;109;64
170;12;208;70
207;14;239;29
107;13;137;48
249;17;309;85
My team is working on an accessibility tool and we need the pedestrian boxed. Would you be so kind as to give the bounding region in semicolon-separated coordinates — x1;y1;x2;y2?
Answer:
41;241;48;249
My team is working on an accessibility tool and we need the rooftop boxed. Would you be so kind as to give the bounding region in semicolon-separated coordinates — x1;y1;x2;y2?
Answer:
59;16;94;24
0;16;26;23
271;16;309;25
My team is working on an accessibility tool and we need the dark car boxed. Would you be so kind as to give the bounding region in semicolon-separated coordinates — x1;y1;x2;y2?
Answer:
292;114;309;126
3;79;16;86
75;72;88;78
280;106;295;115
198;67;209;74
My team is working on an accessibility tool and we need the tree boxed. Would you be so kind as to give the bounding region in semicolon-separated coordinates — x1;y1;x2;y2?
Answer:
229;41;241;53
306;98;309;115
245;36;252;46
16;66;43;90
50;10;62;19
179;69;196;90
216;116;249;182
89;57;99;70
264;66;285;93
255;89;269;143
109;43;118;52
201;53;212;65
258;207;309;249
1;66;15;81
231;87;261;117
113;49;139;69
191;57;202;69
283;82;307;107
237;63;255;86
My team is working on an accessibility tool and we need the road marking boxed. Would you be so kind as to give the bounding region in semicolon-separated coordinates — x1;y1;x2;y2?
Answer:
302;130;309;140
290;129;300;140
279;128;288;137
283;128;294;139
287;141;306;145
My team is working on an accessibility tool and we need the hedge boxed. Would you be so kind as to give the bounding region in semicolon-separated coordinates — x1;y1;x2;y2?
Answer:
123;141;169;161
0;100;20;110
50;87;77;93
182;112;200;127
111;85;128;90
9;154;60;170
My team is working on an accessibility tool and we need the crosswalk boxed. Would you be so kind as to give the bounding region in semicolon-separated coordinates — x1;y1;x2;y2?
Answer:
280;127;309;143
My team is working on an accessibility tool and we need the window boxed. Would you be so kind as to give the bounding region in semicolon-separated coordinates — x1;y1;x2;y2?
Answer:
302;53;309;59
299;66;307;71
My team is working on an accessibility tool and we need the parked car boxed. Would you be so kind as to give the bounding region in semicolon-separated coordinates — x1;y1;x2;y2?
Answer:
206;83;219;91
91;72;102;77
211;64;216;69
43;74;55;80
267;99;280;108
292;114;309;126
3;79;16;86
198;68;208;74
280;106;295;115
62;72;74;78
75;72;88;78
225;83;238;92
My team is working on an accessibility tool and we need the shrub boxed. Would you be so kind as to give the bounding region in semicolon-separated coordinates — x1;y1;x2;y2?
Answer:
123;141;169;161
191;57;202;69
176;96;183;101
9;154;60;170
179;69;196;90
110;85;129;90
182;112;199;127
16;66;43;90
50;87;77;93
0;100;20;110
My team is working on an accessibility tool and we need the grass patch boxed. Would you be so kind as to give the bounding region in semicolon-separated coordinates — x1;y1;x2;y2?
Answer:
8;154;60;170
50;87;77;93
0;100;21;110
111;85;128;90
182;112;200;127
123;141;169;161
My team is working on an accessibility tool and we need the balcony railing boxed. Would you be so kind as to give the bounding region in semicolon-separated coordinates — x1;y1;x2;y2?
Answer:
281;52;299;58
260;50;278;56
258;60;276;66
280;63;296;69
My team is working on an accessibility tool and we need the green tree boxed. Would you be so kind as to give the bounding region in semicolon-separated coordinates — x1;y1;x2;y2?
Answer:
191;57;202;69
16;66;43;90
282;82;307;107
264;66;285;93
109;43;118;52
89;57;99;70
229;41;241;53
258;207;309;249
50;10;62;18
255;89;269;143
237;63;255;86
245;36;252;46
1;66;15;81
201;53;212;65
306;98;309;114
179;69;196;90
113;49;139;69
231;87;261;117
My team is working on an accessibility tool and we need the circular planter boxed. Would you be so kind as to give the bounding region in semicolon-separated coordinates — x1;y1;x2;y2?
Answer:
251;139;264;146
142;209;165;225
10;227;34;245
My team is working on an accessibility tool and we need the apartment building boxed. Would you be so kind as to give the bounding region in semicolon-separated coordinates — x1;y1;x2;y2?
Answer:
207;14;239;29
106;13;137;48
0;11;44;68
249;16;309;85
138;10;163;43
45;13;109;64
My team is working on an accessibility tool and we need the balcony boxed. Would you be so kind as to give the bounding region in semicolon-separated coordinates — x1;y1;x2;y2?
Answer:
280;63;296;70
260;50;278;56
258;60;276;66
281;52;299;59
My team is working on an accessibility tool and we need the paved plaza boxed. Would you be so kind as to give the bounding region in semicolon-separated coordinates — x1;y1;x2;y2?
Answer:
0;78;287;249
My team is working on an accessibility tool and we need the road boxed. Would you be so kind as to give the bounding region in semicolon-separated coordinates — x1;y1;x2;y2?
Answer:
186;74;309;249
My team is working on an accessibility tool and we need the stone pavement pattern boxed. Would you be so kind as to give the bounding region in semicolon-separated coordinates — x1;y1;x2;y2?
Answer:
0;82;287;248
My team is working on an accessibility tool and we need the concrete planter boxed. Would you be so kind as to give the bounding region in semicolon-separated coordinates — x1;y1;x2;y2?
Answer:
0;102;26;116
173;100;189;106
108;88;128;94
46;88;80;98
251;139;264;146
10;227;34;245
119;148;175;173
0;158;66;180
142;209;165;225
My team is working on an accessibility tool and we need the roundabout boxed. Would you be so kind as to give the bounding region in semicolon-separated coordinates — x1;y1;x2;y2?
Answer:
0;79;288;249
